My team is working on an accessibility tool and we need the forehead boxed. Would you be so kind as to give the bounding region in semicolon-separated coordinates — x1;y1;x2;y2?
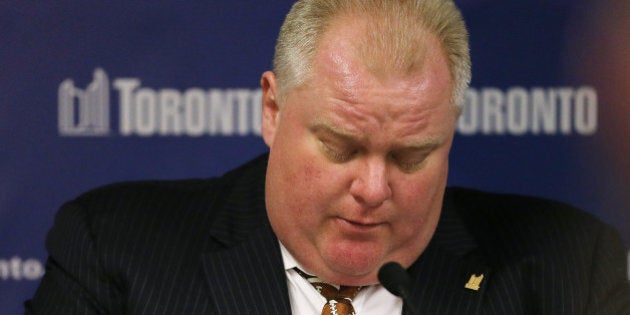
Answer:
306;15;454;114
316;14;442;77
281;14;457;146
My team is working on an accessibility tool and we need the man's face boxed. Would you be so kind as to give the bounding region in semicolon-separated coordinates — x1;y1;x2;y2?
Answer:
261;18;457;286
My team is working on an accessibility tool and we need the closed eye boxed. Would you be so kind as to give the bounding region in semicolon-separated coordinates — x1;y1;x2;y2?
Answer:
389;149;432;173
311;123;362;163
320;139;358;163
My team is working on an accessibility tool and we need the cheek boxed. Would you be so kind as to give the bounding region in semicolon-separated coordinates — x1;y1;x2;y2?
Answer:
302;162;322;182
393;161;449;217
278;152;327;209
295;158;342;206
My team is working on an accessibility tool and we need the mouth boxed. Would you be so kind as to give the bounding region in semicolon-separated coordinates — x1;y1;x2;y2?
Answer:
336;217;384;231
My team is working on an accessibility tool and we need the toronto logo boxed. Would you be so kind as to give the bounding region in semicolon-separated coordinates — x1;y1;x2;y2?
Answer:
56;68;263;137
58;68;110;136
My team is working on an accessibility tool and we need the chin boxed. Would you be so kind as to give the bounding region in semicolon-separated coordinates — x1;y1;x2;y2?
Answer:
326;266;379;286
322;249;384;284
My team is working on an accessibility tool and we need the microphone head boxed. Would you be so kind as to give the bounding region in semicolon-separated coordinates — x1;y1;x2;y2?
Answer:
378;262;411;297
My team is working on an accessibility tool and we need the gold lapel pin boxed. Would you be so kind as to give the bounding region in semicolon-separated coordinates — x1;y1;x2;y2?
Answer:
464;274;484;291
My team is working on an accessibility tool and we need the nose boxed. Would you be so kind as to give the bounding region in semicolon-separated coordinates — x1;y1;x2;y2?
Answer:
349;157;392;207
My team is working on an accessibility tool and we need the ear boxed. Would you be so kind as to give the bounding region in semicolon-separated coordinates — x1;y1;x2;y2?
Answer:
260;71;280;147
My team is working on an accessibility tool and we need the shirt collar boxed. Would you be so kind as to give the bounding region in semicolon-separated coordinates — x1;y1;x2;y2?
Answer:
280;241;317;275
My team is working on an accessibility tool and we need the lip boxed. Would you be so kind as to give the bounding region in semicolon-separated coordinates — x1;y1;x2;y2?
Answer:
336;216;384;231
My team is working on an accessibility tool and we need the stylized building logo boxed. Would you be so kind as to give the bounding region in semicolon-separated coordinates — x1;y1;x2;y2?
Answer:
58;68;110;136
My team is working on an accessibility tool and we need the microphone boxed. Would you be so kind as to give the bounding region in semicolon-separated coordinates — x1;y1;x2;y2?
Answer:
378;262;418;315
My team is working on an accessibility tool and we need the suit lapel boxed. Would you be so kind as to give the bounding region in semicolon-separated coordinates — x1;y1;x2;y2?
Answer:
202;223;291;314
405;190;492;315
200;155;292;314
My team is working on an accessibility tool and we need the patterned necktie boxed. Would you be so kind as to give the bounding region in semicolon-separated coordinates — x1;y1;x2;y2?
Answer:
295;268;362;315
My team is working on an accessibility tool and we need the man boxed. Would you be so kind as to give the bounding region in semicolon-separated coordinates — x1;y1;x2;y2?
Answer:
26;0;630;314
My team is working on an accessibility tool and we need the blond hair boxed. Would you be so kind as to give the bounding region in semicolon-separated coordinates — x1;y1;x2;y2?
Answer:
273;0;471;109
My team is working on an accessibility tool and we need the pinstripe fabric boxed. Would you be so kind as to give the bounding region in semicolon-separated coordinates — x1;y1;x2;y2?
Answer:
25;154;288;314
25;154;630;314
424;188;630;314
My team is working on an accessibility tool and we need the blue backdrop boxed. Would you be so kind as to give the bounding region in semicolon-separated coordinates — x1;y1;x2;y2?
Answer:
2;1;628;313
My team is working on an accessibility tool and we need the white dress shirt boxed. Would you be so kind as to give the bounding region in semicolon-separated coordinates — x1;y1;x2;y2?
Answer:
280;242;403;315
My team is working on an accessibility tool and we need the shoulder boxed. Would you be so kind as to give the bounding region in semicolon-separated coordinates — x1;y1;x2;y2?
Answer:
47;178;225;264
445;186;601;228
49;154;269;253
58;177;225;240
36;155;269;311
71;178;222;219
444;187;613;261
67;154;268;221
442;189;630;312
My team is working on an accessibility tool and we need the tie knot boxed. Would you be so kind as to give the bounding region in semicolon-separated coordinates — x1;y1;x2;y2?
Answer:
314;282;361;301
295;268;362;315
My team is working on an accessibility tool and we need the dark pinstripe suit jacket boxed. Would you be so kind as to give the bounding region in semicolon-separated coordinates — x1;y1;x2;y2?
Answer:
26;154;630;314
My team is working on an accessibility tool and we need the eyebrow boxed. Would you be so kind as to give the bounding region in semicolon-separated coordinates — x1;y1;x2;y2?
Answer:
309;122;445;151
310;123;360;142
